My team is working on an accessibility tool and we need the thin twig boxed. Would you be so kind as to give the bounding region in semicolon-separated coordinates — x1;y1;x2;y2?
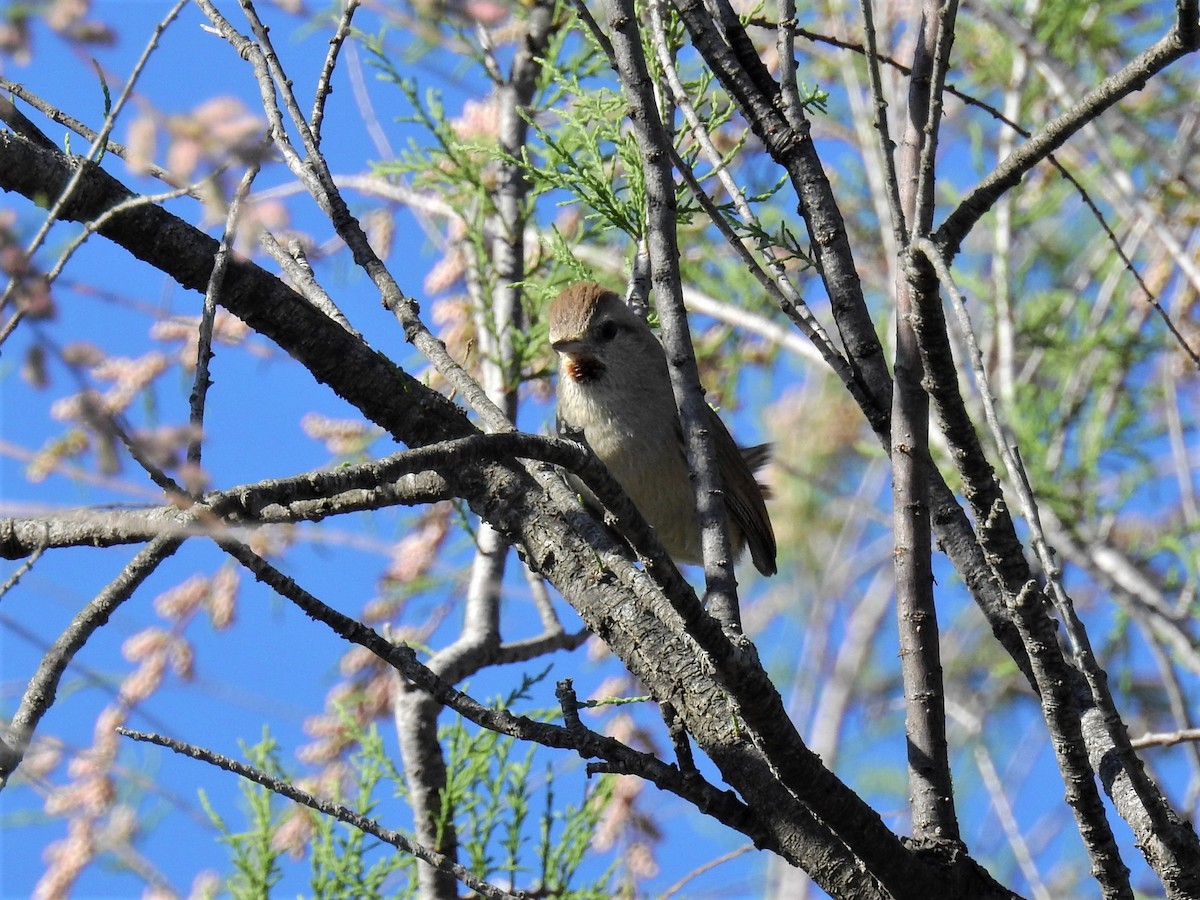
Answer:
856;0;907;243
213;545;768;845
0;433;668;574
645;0;849;378
310;0;360;144
1131;728;1200;750
774;0;804;132
660;843;754;898
769;15;1199;369
1138;629;1200;802
0;78;191;188
0;94;57;149
0;536;182;788
0;0;188;330
257;230;359;334
0;184;194;348
115;727;522;900
189;159;264;470
937;24;1197;259
197;0;517;432
0;543;45;601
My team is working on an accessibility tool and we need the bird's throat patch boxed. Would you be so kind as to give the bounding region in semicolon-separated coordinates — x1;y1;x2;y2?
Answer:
565;355;606;384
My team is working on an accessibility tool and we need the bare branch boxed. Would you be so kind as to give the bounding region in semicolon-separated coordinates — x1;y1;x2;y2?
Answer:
1131;728;1200;751
0;78;194;189
601;0;742;630
0;536;182;788
0;129;478;451
645;1;850;378
671;0;894;433
197;0;518;433
115;727;523;900
387;5;555;887
215;542;772;847
994;578;1133;898
917;235;1198;893
937;22;1199;260
0;543;45;601
189;159;263;470
310;0;360;145
890;0;961;845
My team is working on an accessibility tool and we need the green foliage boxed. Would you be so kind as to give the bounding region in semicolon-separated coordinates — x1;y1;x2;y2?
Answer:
201;731;288;900
438;671;614;896
307;725;415;899
1032;0;1159;66
204;683;613;898
359;1;806;417
524;71;647;239
539;765;616;898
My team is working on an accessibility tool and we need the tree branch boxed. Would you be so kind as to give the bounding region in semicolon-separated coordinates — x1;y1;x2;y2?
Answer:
936;21;1200;259
115;726;522;900
890;0;960;845
917;236;1200;894
600;0;743;630
215;540;774;850
0;536;182;787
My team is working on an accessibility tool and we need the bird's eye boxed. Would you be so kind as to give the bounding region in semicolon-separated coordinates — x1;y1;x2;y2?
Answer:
597;320;620;342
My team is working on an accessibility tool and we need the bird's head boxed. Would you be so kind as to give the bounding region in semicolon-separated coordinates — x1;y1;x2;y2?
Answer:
548;282;652;385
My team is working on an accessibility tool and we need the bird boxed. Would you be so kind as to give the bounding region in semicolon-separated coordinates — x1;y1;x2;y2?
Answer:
548;281;777;576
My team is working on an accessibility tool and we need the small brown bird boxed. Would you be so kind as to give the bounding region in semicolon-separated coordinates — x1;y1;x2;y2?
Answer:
548;282;777;576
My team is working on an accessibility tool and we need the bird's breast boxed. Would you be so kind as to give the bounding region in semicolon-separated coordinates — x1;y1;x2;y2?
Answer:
557;379;702;564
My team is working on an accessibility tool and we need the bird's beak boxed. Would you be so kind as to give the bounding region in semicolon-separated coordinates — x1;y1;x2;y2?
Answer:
551;338;589;355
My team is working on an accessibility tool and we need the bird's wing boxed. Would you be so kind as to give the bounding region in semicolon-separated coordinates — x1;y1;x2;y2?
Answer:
704;405;778;576
738;441;771;476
